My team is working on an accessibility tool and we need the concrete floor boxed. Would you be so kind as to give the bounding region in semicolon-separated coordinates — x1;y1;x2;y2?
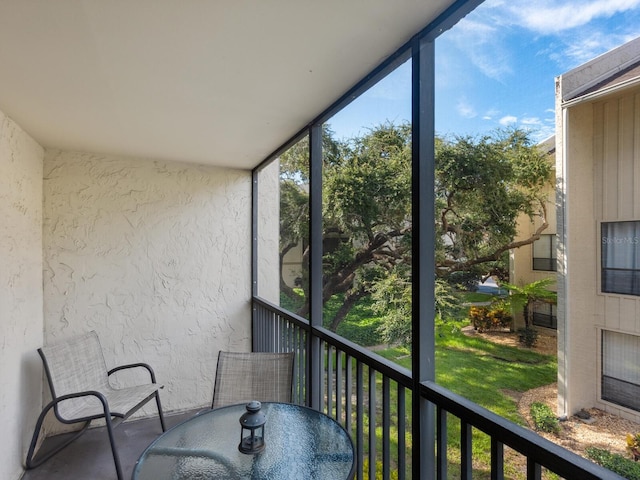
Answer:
21;410;198;480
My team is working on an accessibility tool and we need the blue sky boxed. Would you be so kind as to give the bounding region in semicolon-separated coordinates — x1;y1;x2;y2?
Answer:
328;0;640;143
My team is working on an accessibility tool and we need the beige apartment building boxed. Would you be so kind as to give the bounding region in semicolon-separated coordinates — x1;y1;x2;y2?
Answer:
509;135;558;332
556;36;640;422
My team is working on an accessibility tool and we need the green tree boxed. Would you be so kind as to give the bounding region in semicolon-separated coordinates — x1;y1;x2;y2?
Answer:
373;274;458;349
435;128;552;280
278;124;553;334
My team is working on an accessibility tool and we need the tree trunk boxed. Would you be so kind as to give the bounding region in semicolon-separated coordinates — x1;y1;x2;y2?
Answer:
328;289;367;331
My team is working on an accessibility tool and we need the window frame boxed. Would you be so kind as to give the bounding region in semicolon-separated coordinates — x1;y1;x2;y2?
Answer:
531;300;557;329
601;329;640;413
601;220;640;296
532;233;557;272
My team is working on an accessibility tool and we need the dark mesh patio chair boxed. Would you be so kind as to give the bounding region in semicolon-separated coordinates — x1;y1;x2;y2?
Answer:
211;351;294;409
25;330;166;480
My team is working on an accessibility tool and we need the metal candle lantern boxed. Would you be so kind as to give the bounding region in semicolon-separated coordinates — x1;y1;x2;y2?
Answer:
238;400;266;454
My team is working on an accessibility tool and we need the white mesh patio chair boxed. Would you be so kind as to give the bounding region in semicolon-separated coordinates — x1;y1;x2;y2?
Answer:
211;351;295;409
25;330;166;480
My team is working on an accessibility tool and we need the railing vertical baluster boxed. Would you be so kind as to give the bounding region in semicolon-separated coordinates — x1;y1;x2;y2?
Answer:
397;385;406;480
382;376;390;480
346;355;353;432
336;350;343;424
277;312;284;351
252;305;258;352
356;360;364;480
436;406;447;480
291;322;296;401
267;308;272;350
272;310;277;350
491;438;504;480
461;420;472;480
299;325;306;405
272;312;278;351
527;458;541;480
265;308;271;351
256;305;263;351
327;346;334;417
319;340;326;412
369;367;377;480
293;324;300;403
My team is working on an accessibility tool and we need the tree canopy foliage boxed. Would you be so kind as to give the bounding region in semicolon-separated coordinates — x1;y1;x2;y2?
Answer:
278;123;553;332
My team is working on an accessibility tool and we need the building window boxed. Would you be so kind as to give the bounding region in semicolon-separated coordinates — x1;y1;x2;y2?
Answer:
531;301;557;329
601;221;640;296
533;234;557;271
602;330;640;412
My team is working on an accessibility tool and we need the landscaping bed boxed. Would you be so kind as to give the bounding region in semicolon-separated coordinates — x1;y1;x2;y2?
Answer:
466;326;640;470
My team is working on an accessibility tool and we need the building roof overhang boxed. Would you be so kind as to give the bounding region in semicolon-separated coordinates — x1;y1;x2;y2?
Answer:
559;36;640;107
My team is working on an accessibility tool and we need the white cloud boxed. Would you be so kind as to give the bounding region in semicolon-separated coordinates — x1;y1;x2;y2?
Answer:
531;123;556;143
445;18;514;81
521;117;542;126
483;108;500;121
457;98;477;118
451;0;640;85
499;115;518;126
495;0;640;34
556;30;640;66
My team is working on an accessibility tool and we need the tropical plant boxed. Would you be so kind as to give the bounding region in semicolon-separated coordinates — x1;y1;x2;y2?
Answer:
500;278;557;327
517;327;539;348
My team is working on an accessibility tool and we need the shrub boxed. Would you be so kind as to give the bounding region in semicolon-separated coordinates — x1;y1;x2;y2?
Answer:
517;327;539;348
469;305;513;332
530;402;560;434
487;304;513;328
586;447;640;480
627;433;640;460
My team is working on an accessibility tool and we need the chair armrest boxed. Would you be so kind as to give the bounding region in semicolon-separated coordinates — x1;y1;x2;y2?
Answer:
108;362;158;384
55;390;108;404
50;390;111;423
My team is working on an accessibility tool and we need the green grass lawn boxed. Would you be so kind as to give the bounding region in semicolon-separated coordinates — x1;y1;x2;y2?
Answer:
377;322;557;478
461;291;496;303
378;323;556;422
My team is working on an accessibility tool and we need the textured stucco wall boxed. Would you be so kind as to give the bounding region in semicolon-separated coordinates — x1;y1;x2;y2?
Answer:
43;150;252;413
0;111;44;480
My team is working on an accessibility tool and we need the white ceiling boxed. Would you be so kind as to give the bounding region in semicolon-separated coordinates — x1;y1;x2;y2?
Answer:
0;1;459;170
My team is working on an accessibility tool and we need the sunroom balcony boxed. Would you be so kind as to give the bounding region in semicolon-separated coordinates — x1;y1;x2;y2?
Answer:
0;2;630;480
21;298;620;480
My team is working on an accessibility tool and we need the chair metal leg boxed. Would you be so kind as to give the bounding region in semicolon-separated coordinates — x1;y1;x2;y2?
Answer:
26;401;91;469
104;412;124;480
155;392;167;432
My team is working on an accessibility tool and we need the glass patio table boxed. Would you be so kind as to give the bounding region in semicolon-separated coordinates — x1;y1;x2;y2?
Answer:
132;402;355;480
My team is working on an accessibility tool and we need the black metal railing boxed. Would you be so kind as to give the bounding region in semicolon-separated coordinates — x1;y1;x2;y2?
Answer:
252;297;624;480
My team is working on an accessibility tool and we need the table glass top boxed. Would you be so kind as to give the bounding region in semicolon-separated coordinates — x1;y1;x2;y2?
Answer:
133;402;355;480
